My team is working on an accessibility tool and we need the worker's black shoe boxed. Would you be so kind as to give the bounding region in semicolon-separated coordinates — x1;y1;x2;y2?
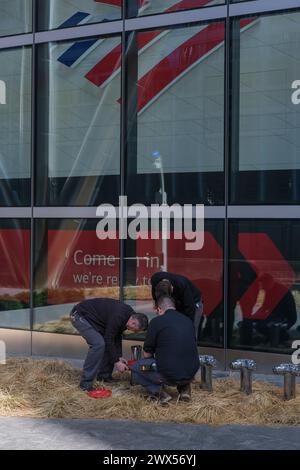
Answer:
147;389;172;405
79;382;94;392
177;383;191;402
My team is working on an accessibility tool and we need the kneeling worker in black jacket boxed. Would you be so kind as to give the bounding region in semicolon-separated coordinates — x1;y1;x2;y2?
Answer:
132;295;199;404
70;298;148;391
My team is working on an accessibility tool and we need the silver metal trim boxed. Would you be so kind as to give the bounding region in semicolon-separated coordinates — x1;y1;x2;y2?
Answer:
228;206;300;218
0;208;31;218
125;5;227;31
0;33;33;49
204;206;226;218
35;21;123;44
33;207;99;218
229;0;300;16
18;206;300;219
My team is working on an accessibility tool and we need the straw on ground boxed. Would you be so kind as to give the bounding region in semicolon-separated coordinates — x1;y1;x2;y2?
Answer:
0;358;299;425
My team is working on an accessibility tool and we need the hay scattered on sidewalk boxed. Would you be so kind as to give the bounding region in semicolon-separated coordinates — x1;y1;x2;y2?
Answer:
0;358;299;425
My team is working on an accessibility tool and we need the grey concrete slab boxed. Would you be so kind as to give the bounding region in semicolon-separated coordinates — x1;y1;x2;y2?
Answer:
0;417;299;450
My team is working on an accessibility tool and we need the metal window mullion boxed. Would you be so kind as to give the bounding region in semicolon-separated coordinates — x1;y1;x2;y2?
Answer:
30;0;36;344
230;0;300;17
119;7;126;303
125;5;227;31
223;3;231;365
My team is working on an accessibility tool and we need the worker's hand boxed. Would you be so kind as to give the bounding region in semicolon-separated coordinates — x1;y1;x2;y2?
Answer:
119;357;128;365
115;360;129;372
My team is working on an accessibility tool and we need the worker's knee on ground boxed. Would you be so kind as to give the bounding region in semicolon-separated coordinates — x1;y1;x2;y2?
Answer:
131;361;140;372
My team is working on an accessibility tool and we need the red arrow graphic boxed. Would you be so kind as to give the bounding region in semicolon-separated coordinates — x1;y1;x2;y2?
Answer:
136;231;223;317
238;233;297;320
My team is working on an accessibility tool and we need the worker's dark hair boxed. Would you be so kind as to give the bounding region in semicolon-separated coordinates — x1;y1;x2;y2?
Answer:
155;295;175;311
131;313;149;330
155;279;172;299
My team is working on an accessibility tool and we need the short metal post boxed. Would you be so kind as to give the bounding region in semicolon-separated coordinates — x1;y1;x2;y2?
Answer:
199;355;217;392
273;363;300;400
284;374;296;400
240;368;252;394
131;345;142;361
230;359;256;394
130;345;142;385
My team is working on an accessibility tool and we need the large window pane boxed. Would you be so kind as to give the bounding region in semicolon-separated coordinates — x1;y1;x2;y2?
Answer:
0;0;32;36
230;11;300;204
35;36;121;206
0;47;31;206
33;219;120;334
0;220;30;330
124;220;224;347
126;0;224;18
37;0;121;31
229;220;300;354
126;22;225;205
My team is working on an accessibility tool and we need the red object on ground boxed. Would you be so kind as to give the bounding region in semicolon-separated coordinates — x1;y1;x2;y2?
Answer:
127;359;137;367
87;388;112;398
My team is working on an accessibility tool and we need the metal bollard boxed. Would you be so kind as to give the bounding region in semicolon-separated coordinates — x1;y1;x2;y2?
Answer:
198;355;217;391
273;363;300;400
130;345;142;385
131;345;142;361
230;359;256;394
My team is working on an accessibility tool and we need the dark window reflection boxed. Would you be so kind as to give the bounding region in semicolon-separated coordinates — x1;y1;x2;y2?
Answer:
35;37;121;206
126;22;225;205
0;47;31;206
0;219;30;330
230;12;300;204
229;220;300;353
126;0;224;18
33;219;120;334
0;0;32;36
37;0;121;31
124;219;224;347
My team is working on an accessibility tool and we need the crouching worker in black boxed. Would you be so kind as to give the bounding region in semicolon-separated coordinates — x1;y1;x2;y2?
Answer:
131;296;199;405
70;298;148;391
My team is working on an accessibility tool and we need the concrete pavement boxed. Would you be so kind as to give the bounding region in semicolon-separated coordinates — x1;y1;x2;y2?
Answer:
0;417;299;450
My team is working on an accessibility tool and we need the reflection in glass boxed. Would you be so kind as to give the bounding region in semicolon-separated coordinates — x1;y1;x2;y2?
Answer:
37;0;121;31
126;0;224;18
124;220;224;346
0;220;30;330
126;22;225;205
0;47;31;206
230;11;300;204
35;37;121;205
0;0;32;36
33;219;120;334
229;220;300;354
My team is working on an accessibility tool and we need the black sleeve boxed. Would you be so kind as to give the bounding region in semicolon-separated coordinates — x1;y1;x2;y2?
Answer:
104;315;125;363
285;292;297;329
151;274;158;301
182;285;196;321
143;321;158;354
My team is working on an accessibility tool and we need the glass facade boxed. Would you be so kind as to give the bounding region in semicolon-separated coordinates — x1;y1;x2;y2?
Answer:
0;220;30;330
0;0;32;37
126;23;225;206
36;0;121;31
126;0;225;18
0;47;31;206
0;0;300;369
230;12;300;204
35;36;121;206
33;219;120;333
